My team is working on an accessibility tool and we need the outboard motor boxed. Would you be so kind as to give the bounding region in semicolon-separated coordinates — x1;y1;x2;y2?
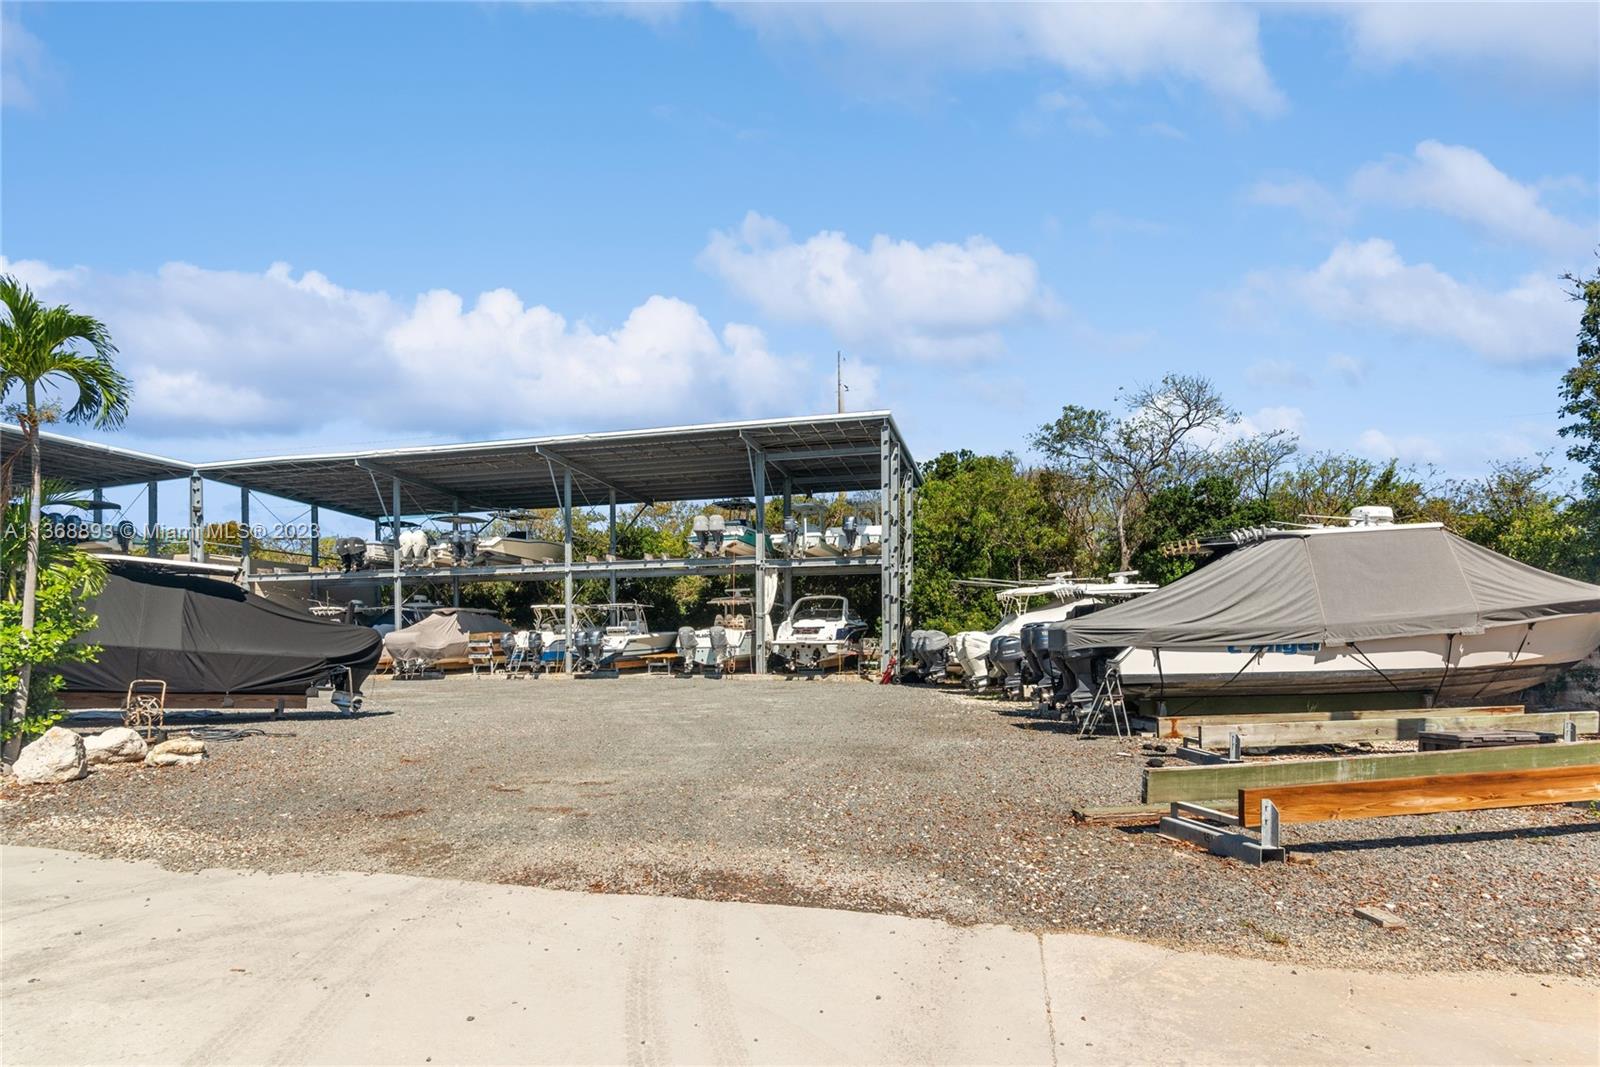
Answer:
114;519;136;552
691;515;711;556
1019;622;1052;698
398;528;431;567
902;629;951;683
1034;621;1076;714
782;516;800;557
450;530;476;564
841;514;860;553
676;625;699;675
335;537;367;572
706;514;726;556
705;623;729;677
571;626;606;674
988;633;1025;697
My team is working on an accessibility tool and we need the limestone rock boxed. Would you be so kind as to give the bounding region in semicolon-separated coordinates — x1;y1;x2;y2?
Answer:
145;736;208;767
11;727;88;785
84;727;148;765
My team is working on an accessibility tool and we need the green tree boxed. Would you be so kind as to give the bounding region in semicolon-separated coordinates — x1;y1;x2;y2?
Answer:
1129;475;1276;584
1;275;130;756
1558;264;1600;502
1031;374;1237;570
0;548;104;741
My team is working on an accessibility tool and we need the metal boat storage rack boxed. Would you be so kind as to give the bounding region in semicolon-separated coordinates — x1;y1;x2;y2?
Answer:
5;412;920;676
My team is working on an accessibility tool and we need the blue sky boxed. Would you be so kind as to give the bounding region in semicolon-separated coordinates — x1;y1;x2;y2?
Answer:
3;2;1597;532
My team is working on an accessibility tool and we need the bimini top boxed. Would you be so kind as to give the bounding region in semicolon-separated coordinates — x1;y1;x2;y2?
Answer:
1062;524;1600;649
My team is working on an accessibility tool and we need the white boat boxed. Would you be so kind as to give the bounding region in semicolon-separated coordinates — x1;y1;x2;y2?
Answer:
594;602;678;668
1054;508;1600;715
949;573;1157;689
525;603;600;667
685;591;761;671
477;529;563;565
771;595;868;671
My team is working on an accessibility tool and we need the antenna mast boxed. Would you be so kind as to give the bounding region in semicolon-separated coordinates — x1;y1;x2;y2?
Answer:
836;351;847;413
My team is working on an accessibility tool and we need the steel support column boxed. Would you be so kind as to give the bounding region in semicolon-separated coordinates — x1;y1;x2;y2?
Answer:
451;497;461;608
781;477;793;613
146;481;159;556
901;483;915;633
391;477;403;631
879;425;894;670
562;468;574;674
240;487;252;580
608;489;618;603
309;505;320;566
752;449;767;674
188;472;206;563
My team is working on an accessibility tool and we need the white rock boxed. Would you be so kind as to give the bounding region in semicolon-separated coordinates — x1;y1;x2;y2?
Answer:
11;727;88;785
84;727;148;765
145;736;207;767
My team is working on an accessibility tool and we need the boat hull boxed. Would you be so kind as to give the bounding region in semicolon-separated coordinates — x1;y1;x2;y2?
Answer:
1113;614;1600;710
477;537;563;565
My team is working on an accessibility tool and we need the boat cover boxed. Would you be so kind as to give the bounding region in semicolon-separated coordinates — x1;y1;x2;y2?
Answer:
60;563;383;695
1063;525;1600;648
382;608;511;662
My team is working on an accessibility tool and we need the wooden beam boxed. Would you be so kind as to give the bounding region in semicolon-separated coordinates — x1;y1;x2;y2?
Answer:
1238;765;1600;828
1196;711;1597;750
1154;704;1523;739
1142;740;1600;804
1071;800;1236;825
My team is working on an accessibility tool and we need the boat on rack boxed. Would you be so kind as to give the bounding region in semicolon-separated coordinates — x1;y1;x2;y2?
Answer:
770;595;868;672
524;603;599;667
477;512;563;565
1047;508;1600;716
682;589;764;672
593;602;678;668
947;573;1158;690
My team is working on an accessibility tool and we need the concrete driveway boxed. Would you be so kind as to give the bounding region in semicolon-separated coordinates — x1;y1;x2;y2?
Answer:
1;846;1594;1065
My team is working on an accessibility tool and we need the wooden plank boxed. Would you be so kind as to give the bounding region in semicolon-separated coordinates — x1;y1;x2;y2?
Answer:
1142;739;1600;803
1155;705;1522;739
1071;800;1236;826
1238;765;1600;827
1196;711;1597;750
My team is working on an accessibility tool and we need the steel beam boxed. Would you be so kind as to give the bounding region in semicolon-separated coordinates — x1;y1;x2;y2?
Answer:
752;447;767;675
243;554;883;586
240;487;252;580
391;477;402;631
879;424;893;671
781;477;793;613
146;481;159;557
535;446;652;505
608;489;618;603
354;458;464;509
562;467;574;674
188;472;205;563
309;504;320;566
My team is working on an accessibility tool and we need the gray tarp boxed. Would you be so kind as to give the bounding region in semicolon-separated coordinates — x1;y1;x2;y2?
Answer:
382;608;511;662
1063;525;1600;648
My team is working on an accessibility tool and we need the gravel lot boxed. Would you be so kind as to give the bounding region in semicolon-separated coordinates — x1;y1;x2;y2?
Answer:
3;674;1596;978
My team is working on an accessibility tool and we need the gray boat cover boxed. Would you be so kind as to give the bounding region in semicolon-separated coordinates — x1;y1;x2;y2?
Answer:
60;562;383;695
382;608;511;662
1063;525;1600;648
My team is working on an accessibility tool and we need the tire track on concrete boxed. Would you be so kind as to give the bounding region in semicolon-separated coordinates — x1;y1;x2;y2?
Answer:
624;902;670;1067
690;905;748;1066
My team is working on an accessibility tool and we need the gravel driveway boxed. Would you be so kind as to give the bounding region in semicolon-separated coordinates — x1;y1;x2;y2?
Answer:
3;674;1596;977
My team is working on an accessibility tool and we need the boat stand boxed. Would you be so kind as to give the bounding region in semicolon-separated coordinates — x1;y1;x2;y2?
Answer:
1157;800;1285;865
1077;668;1131;738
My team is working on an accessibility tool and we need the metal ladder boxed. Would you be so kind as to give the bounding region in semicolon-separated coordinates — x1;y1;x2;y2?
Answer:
503;641;529;679
1078;666;1131;739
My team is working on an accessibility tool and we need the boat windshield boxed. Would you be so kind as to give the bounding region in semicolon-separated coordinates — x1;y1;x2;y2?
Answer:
791;596;848;621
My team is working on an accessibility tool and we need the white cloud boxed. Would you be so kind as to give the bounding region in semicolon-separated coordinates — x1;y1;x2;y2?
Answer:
700;212;1045;359
1350;141;1594;254
1;14;49;110
1326;354;1366;386
1246;176;1352;227
1263;238;1574;364
1027;90;1107;136
1334;3;1599;87
1358;428;1443;464
722;2;1286;115
1244;358;1312;390
1248;141;1594;254
1243;405;1307;436
0;257;803;440
1142;121;1189;141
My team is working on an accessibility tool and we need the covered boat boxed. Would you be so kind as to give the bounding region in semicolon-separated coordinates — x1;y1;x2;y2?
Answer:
381;607;512;668
59;559;383;705
1055;520;1600;714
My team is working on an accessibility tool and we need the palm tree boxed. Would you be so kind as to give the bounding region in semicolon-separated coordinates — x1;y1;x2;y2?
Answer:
1;275;130;756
